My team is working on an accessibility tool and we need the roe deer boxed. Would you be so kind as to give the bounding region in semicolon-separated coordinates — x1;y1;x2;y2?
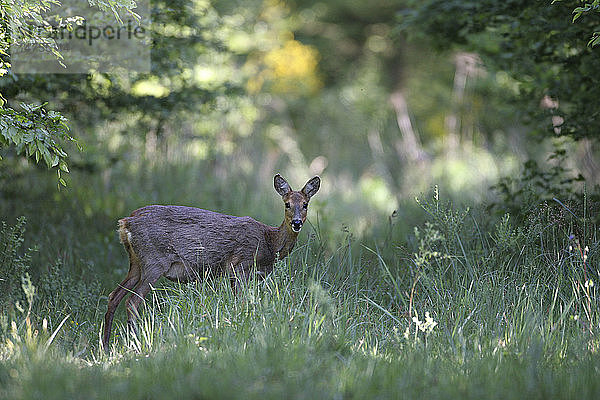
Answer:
102;174;320;351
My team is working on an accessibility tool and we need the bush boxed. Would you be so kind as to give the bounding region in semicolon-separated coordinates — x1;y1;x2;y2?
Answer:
0;217;32;314
490;143;600;225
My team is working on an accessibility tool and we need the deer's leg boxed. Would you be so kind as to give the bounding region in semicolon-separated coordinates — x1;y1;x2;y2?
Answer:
103;259;141;351
125;268;162;335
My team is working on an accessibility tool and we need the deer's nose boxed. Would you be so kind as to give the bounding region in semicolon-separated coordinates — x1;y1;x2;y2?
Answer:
291;219;303;232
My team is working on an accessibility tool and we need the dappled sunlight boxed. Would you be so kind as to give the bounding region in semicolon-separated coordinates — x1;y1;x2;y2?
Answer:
359;175;398;215
431;144;520;201
131;77;170;98
187;140;210;160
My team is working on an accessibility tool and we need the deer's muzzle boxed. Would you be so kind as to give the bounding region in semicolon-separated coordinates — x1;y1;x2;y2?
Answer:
291;219;302;232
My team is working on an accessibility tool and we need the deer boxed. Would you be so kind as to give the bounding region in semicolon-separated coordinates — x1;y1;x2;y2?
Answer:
102;173;320;351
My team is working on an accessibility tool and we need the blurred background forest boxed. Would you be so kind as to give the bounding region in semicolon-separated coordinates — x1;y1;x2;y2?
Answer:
1;0;600;341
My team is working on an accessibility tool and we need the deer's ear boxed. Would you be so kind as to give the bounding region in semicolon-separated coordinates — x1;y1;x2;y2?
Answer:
274;174;291;197
301;176;320;199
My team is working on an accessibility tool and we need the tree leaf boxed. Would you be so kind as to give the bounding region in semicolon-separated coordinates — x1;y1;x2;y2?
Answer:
59;161;69;173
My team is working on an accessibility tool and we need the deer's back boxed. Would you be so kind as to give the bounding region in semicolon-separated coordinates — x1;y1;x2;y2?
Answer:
120;205;275;276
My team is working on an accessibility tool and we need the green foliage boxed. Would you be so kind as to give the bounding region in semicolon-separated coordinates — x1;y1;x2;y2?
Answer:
0;102;74;184
564;0;600;45
0;0;265;176
0;217;31;313
39;261;102;325
0;0;138;61
0;0;138;181
490;142;600;224
401;0;600;140
0;0;61;74
0;216;100;356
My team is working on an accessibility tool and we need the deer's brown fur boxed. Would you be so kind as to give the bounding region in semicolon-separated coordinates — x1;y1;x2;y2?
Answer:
102;174;320;351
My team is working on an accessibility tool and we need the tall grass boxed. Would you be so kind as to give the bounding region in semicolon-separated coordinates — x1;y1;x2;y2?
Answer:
1;171;599;398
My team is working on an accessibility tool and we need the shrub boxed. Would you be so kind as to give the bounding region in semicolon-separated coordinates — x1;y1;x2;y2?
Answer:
0;217;32;314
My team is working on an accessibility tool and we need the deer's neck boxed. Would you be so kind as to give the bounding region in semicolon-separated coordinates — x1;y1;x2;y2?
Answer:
268;221;298;260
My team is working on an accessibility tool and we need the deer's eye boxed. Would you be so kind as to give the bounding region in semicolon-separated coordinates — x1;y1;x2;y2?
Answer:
303;203;308;209
285;202;291;209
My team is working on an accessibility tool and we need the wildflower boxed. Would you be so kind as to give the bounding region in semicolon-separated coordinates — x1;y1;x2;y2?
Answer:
423;312;438;333
493;338;507;355
585;280;594;288
413;312;437;333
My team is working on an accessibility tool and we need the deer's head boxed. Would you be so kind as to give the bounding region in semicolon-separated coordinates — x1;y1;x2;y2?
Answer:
274;174;320;233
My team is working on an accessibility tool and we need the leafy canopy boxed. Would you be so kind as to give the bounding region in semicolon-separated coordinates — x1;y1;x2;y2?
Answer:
401;0;600;140
0;0;136;184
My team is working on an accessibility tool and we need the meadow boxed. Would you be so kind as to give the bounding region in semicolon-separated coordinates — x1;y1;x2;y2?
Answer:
1;161;599;399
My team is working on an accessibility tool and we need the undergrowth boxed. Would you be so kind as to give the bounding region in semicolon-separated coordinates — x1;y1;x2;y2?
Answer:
1;190;599;399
